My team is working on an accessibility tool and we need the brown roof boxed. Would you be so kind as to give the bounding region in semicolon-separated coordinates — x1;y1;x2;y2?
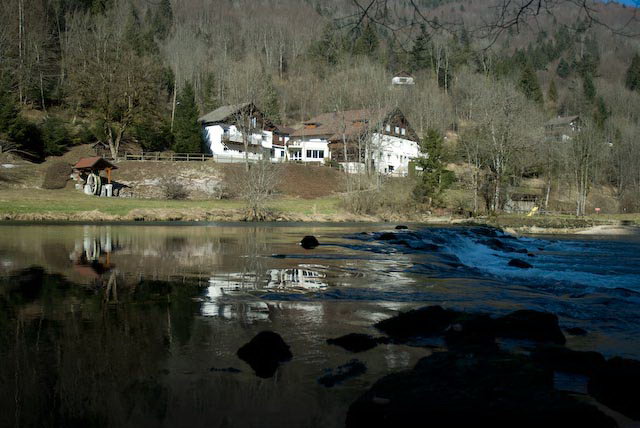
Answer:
74;156;117;170
546;115;580;127
290;108;392;140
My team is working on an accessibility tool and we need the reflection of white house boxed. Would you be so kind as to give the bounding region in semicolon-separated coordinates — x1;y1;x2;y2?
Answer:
267;268;327;291
201;275;269;321
391;71;415;86
289;107;422;176
198;103;284;162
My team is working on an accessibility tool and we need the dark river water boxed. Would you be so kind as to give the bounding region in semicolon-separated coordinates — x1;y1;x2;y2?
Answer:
1;223;639;427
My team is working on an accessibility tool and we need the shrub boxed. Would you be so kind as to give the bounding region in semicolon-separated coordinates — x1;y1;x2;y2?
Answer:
42;161;72;189
160;177;189;200
41;117;72;156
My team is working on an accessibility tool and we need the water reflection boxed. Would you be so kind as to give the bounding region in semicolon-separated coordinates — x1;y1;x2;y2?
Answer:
267;266;328;291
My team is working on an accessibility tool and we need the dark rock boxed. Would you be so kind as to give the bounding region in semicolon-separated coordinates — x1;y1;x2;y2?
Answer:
377;232;397;241
527;253;536;257
374;306;459;341
589;357;640;420
300;236;319;249
473;226;501;237
496;310;566;344
237;331;292;378
508;258;533;269
318;359;367;387
566;327;588;336
444;313;498;349
327;333;380;353
531;345;605;376
394;225;408;230
210;367;242;373
346;350;615;428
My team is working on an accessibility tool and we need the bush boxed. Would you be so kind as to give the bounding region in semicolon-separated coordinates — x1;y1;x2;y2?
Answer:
41;117;72;156
8;118;43;159
42;161;72;189
160;177;189;200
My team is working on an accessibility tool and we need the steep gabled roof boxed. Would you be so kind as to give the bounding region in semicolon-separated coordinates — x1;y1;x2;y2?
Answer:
546;115;580;127
290;108;392;139
74;156;117;170
198;103;252;124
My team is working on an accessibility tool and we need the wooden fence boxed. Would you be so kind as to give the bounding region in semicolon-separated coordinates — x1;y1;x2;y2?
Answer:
113;152;250;163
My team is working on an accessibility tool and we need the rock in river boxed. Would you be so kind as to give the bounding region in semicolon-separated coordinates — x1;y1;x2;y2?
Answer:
374;305;459;341
318;359;367;388
588;357;640;421
531;345;605;376
237;331;292;378
508;258;533;269
300;235;319;249
346;350;616;428
496;309;566;344
327;333;381;353
394;225;408;230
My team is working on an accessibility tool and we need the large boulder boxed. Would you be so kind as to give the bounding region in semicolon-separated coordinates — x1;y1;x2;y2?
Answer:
495;309;566;344
374;306;459;341
237;331;292;378
327;333;382;353
300;236;319;249
508;258;533;269
444;313;498;349
346;350;616;428
531;345;605;376
588;357;640;420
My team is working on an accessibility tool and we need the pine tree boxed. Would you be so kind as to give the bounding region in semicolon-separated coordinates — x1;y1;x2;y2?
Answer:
548;79;558;103
518;62;544;104
151;0;173;40
172;82;202;153
260;71;281;124
353;22;379;57
625;53;640;92
413;128;451;206
583;73;596;102
556;58;570;78
593;96;609;130
0;74;19;133
410;25;430;71
202;72;220;112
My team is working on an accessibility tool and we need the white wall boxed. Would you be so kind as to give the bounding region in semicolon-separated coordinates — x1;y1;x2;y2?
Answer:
371;133;421;176
202;124;276;161
287;138;330;162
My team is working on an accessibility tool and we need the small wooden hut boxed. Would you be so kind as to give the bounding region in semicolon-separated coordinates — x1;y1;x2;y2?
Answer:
73;156;117;196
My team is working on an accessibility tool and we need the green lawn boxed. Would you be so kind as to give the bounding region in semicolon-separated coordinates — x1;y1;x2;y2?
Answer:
0;188;342;217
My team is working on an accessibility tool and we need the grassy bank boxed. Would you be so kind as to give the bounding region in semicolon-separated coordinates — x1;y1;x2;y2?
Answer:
0;188;345;220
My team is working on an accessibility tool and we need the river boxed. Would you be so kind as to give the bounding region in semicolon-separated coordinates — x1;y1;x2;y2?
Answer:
1;223;639;427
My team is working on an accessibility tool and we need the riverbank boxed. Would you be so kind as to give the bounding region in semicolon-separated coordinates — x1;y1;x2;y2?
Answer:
1;188;640;233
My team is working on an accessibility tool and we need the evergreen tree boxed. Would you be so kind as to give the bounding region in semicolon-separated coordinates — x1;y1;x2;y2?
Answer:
413;128;452;206
172;82;202;153
518;62;544;104
625;53;640;92
201;72;220;113
353;22;379;57
583;73;596;102
309;25;341;65
0;75;19;133
593;96;609;130
556;58;570;78
548;79;558;103
151;0;173;40
410;26;431;71
260;71;281;124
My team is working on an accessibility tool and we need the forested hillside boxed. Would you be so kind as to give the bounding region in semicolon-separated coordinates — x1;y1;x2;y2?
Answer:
1;0;640;214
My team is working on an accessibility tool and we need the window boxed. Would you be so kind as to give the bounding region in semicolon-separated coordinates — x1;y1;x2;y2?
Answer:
251;117;257;127
401;128;406;136
388;165;394;172
395;126;400;134
291;150;302;160
306;150;324;159
385;124;391;132
280;150;285;157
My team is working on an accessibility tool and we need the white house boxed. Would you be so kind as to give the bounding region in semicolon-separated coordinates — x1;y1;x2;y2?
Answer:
391;71;415;86
289;108;422;176
198;103;283;162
